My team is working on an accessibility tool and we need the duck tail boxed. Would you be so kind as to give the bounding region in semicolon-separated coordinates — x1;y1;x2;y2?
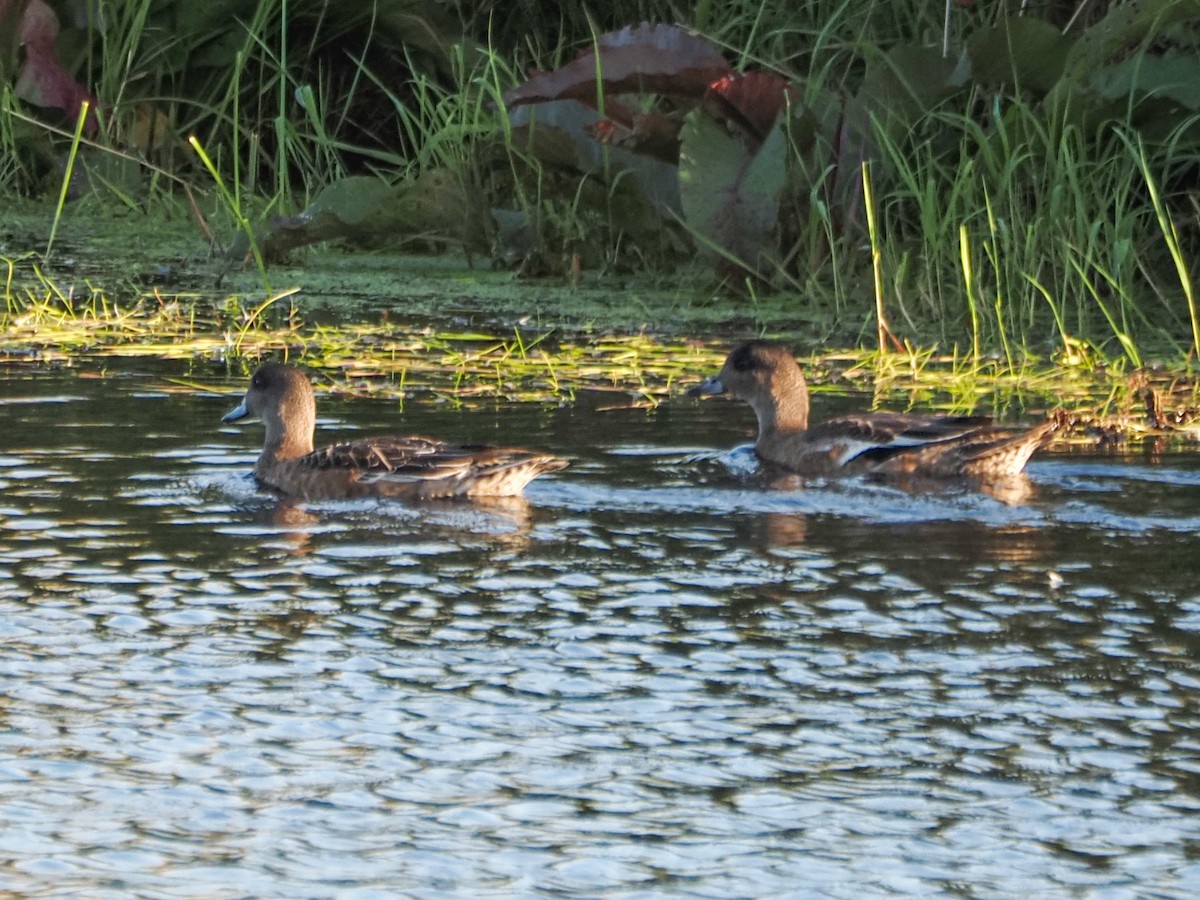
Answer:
961;411;1067;478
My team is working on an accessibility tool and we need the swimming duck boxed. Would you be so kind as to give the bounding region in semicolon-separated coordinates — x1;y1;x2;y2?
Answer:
222;363;567;500
688;341;1061;479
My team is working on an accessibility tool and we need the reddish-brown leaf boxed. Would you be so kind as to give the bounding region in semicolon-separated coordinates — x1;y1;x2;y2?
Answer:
702;72;796;145
586;111;682;164
504;22;731;109
7;0;96;131
584;96;641;130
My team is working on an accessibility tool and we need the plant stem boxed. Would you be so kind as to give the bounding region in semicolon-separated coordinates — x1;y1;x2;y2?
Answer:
861;162;889;357
189;135;272;293
959;225;980;368
45;101;89;264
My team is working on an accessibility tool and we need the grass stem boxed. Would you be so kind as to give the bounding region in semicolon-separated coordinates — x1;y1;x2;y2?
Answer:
45;101;90;264
188;135;272;292
861;162;890;357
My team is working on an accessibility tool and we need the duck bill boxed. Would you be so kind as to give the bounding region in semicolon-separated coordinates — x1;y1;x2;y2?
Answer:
222;398;249;423
686;376;726;397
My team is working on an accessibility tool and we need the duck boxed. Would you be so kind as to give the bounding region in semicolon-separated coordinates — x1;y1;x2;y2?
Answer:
222;363;567;500
688;341;1062;479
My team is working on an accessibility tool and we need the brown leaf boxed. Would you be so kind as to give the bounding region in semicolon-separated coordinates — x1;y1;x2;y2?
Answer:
586;111;682;164
702;71;796;145
6;0;96;131
504;22;730;109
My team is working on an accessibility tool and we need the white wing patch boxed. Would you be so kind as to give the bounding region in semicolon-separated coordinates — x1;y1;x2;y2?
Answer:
831;433;945;467
831;439;877;467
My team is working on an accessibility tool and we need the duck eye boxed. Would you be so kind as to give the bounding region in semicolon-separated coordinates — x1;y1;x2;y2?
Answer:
252;371;266;387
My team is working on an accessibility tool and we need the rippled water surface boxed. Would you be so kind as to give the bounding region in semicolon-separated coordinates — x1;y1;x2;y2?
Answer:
3;362;1200;897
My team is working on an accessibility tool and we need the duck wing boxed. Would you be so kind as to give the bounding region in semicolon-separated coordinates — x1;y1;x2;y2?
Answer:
298;436;566;493
302;436;496;478
806;411;1062;478
805;413;996;465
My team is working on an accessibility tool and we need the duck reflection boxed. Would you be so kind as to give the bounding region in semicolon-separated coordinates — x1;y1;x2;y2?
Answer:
250;494;540;557
722;469;1055;597
258;501;322;555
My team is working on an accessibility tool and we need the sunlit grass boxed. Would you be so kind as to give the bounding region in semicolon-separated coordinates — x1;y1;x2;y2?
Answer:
0;252;712;404
3;253;1198;440
3;0;1197;377
870;101;1191;362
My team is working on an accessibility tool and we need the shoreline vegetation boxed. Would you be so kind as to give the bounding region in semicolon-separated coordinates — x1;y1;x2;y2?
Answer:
3;234;1196;446
2;1;1199;443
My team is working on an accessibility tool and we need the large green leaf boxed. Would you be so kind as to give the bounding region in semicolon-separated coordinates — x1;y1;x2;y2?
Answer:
860;44;957;114
247;172;490;264
678;108;786;277
1047;0;1200;134
966;16;1074;92
509;99;681;215
847;43;957;165
1089;51;1200;109
173;0;252;53
1059;0;1200;85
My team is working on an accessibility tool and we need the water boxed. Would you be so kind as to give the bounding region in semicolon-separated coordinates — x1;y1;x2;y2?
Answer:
2;361;1200;897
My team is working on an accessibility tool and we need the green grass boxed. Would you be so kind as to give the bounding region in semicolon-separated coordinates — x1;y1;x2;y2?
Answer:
867;94;1193;366
2;249;1198;442
2;0;1198;376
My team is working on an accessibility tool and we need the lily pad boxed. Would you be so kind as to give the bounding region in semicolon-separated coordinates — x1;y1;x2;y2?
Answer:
966;16;1073;93
503;22;731;109
247;171;491;264
678;108;787;278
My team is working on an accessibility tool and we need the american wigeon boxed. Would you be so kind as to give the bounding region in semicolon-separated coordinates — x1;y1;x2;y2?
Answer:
222;363;567;500
689;341;1061;479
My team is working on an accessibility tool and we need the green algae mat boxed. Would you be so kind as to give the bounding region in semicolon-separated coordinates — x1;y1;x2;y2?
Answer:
3;203;1198;445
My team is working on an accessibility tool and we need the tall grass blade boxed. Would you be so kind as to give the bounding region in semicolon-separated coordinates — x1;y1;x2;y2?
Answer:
959;225;980;368
188;135;272;292
45;100;90;263
861;162;889;356
1126;134;1200;360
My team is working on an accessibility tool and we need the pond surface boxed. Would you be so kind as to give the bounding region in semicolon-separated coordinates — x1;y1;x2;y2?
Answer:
2;360;1200;897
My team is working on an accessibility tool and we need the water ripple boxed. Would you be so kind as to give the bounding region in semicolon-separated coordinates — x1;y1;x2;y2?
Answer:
0;368;1197;896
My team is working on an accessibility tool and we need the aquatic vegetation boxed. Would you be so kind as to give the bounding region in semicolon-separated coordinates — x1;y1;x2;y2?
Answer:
3;251;1198;444
0;250;711;404
3;2;1199;364
2;2;1200;445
